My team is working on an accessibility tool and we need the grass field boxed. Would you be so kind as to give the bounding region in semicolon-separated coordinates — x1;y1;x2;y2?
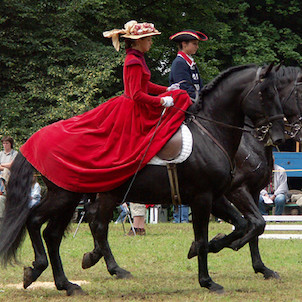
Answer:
0;221;302;301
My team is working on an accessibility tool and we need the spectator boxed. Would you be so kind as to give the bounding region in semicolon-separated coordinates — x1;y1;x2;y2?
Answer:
127;203;146;236
0;136;18;194
259;163;288;215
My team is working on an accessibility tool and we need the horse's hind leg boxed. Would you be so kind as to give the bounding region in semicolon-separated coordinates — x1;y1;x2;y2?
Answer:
24;213;49;288
83;193;132;279
39;188;84;295
81;200;104;269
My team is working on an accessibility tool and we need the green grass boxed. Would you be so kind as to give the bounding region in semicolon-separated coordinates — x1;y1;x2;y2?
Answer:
0;222;302;301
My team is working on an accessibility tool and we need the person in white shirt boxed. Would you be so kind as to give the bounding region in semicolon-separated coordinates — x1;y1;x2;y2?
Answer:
0;136;18;193
259;163;288;215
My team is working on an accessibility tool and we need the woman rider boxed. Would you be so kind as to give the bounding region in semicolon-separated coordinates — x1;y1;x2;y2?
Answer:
20;20;192;193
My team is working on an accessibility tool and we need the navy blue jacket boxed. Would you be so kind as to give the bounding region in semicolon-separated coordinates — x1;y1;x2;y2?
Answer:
169;54;203;99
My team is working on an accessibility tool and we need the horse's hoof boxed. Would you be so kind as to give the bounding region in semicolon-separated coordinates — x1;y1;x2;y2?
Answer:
66;284;87;296
201;278;224;294
116;269;133;279
187;241;198;259
23;266;33;289
264;270;280;280
209;282;224;294
82;252;101;269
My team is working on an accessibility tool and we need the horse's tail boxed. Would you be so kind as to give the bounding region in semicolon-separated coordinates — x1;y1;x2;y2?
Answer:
0;153;34;267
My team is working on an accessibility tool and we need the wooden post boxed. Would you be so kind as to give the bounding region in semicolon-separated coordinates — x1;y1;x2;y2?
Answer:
296;141;300;152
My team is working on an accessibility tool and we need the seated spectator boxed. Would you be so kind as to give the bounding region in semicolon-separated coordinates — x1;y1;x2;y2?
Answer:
259;163;288;215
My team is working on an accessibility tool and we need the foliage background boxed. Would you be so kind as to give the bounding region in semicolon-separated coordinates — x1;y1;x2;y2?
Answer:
0;0;301;147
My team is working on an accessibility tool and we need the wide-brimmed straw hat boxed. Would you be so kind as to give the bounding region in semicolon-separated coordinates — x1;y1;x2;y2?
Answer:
103;20;161;51
169;29;208;42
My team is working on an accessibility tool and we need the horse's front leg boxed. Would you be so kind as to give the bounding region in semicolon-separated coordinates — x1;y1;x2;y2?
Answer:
227;187;266;250
190;193;224;293
249;236;280;279
83;194;132;279
208;195;248;253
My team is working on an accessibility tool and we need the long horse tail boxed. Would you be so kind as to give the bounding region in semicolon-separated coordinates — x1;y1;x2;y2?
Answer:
0;153;34;267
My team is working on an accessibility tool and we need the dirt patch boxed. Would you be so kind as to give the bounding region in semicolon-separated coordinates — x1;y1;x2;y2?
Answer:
2;280;89;290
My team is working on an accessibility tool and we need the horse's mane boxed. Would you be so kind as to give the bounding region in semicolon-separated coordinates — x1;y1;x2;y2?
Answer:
195;64;257;111
275;66;301;83
200;64;257;98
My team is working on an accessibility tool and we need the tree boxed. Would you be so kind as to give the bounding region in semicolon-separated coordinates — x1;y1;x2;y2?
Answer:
0;0;301;147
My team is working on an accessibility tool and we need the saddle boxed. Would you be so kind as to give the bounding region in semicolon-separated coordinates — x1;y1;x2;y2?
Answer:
157;128;182;160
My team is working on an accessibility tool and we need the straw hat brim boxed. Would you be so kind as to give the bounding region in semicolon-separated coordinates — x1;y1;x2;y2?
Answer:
121;32;161;39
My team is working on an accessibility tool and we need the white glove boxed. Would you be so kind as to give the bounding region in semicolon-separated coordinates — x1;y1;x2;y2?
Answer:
161;96;174;107
167;83;180;91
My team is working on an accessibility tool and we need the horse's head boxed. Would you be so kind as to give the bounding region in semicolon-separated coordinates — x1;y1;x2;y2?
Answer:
275;66;302;142
241;64;285;146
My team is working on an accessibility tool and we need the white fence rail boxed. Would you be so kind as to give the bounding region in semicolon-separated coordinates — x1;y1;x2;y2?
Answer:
260;215;302;239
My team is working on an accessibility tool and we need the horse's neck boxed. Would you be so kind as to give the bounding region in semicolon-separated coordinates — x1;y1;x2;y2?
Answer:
199;91;245;158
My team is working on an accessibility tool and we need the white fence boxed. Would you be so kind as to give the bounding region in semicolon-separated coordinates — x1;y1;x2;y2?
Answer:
260;215;302;239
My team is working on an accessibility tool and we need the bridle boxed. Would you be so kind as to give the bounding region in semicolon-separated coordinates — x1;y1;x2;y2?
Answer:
282;72;302;138
240;67;284;141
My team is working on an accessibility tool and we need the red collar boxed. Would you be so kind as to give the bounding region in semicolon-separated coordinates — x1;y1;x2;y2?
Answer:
177;51;195;68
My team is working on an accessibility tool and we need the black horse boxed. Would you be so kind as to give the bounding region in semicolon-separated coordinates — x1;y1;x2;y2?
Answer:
202;66;302;277
0;64;285;295
77;66;302;280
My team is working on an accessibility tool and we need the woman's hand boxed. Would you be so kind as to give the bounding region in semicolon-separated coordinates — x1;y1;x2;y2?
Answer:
161;96;174;107
167;83;180;91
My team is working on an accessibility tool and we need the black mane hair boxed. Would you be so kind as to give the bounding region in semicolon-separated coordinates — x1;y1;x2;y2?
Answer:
196;64;257;111
275;66;301;83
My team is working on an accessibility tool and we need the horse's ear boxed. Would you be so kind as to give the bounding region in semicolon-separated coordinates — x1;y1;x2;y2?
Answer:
274;62;283;72
261;62;274;78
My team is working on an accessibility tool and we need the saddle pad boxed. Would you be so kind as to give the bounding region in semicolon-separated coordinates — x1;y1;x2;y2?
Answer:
148;124;193;166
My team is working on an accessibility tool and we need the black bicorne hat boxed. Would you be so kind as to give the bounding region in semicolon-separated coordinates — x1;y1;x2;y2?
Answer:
169;29;208;42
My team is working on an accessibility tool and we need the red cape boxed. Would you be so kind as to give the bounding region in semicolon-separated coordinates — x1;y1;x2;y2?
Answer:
21;50;192;192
